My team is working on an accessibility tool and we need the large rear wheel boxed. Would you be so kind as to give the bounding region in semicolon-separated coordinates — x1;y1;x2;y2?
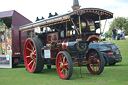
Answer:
56;51;73;80
86;49;104;75
24;38;44;73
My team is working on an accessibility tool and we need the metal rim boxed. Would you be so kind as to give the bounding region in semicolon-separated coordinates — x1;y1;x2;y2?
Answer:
87;50;101;74
24;39;36;72
56;53;69;79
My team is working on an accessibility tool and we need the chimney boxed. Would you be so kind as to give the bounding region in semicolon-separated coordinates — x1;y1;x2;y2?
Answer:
72;0;81;10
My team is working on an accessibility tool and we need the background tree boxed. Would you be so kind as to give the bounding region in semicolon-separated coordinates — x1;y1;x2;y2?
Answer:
105;30;112;38
125;20;128;35
108;17;128;36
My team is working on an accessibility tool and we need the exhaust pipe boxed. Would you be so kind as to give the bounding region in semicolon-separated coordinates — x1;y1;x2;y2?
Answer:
72;0;81;10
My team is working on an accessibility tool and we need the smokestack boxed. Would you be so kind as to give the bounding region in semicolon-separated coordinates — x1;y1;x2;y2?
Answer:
72;0;81;10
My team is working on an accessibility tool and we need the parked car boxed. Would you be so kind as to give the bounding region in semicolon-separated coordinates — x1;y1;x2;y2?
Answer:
88;42;122;65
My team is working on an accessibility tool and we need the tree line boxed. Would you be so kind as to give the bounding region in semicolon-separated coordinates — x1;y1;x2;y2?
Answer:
105;17;128;37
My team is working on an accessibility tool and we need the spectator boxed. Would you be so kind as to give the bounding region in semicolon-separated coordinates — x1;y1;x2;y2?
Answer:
112;28;116;40
101;35;106;41
117;28;121;40
104;33;106;38
121;27;125;40
109;38;112;43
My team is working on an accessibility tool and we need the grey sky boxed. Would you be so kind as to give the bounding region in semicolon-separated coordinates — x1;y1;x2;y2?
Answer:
0;0;127;21
0;0;127;32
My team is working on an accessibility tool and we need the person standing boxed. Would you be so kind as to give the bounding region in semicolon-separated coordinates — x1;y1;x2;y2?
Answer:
121;27;125;40
112;28;116;40
117;28;121;40
104;33;106;38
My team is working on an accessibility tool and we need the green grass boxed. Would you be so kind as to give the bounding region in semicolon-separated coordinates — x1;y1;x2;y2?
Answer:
0;40;128;85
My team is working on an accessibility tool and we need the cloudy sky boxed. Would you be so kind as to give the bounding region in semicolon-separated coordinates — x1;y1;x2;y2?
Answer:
0;0;128;32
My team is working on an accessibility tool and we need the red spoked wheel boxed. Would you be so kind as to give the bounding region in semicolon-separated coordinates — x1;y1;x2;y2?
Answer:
24;38;44;73
56;51;73;80
86;49;104;75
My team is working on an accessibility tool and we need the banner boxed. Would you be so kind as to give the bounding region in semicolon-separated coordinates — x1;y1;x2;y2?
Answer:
0;55;12;68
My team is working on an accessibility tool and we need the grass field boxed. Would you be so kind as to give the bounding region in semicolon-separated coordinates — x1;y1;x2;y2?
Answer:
0;40;128;85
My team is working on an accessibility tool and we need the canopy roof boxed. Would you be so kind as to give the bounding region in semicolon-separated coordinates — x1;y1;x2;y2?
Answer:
20;8;113;31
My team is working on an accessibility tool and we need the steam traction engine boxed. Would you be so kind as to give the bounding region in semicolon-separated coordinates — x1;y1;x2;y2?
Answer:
20;2;113;79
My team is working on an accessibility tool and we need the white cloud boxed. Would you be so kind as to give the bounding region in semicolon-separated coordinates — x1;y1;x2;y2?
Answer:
0;0;128;32
1;0;127;21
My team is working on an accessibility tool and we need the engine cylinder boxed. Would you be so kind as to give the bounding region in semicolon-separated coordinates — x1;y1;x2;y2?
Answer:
60;39;88;55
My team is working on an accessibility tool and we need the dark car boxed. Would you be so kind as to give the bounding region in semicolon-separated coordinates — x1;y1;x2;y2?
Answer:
88;43;122;65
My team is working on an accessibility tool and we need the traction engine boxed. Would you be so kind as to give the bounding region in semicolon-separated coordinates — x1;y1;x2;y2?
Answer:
20;0;113;80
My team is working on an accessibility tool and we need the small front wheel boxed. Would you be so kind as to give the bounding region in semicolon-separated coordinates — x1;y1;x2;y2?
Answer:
86;49;104;75
56;51;73;80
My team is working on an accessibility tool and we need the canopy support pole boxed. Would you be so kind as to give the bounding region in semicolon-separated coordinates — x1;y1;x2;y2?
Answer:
66;21;68;36
103;18;107;33
71;18;79;35
99;15;101;34
79;15;82;35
